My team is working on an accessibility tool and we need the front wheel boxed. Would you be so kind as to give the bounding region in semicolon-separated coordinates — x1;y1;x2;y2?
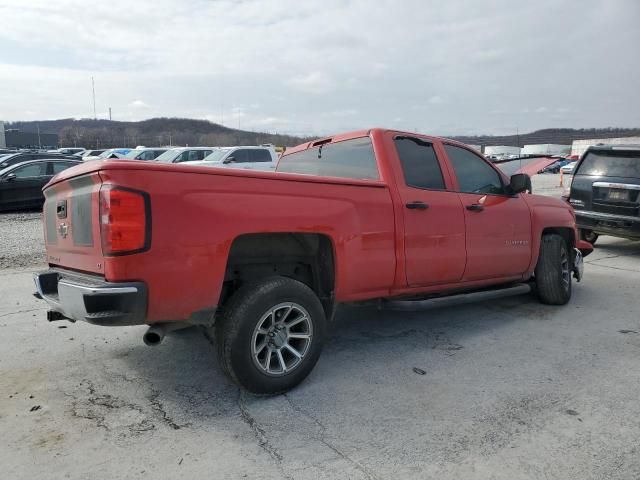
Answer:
215;276;326;394
534;234;572;305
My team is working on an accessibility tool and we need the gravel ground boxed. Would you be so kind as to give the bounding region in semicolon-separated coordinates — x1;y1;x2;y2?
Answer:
0;211;46;269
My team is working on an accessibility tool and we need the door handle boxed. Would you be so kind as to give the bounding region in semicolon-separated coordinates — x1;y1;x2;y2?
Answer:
406;201;429;210
466;203;484;212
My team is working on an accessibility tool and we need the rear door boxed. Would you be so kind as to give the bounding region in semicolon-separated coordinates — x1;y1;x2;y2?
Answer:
442;144;532;281
247;149;276;170
393;136;467;286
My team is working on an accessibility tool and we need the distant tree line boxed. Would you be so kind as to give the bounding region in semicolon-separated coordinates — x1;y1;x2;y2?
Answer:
6;118;640;150
7;118;312;149
453;127;640;148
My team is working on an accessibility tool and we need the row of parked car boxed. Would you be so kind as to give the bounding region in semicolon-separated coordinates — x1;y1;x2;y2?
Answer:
537;156;580;175
0;144;280;211
53;145;279;168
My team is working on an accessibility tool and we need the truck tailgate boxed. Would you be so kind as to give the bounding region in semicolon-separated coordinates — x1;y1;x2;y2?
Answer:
43;172;105;275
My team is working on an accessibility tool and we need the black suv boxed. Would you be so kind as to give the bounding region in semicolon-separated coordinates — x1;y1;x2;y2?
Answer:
568;145;640;244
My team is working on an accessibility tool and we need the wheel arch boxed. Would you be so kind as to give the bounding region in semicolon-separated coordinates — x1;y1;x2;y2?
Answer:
221;232;336;319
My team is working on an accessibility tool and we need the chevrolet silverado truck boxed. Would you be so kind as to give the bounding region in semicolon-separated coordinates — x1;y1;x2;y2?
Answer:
34;129;593;394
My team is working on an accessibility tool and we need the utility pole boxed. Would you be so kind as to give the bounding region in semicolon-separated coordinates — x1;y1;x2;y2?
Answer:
109;107;112;121
92;77;97;120
37;124;41;149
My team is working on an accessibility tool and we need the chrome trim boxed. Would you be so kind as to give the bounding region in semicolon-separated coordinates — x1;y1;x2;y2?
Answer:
58;279;138;296
576;210;640;222
573;248;584;282
593;182;640;191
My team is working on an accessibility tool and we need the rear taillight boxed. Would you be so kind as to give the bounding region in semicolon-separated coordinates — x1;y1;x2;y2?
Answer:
99;186;151;255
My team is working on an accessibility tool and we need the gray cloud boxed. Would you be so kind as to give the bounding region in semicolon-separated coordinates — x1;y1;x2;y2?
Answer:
0;0;638;136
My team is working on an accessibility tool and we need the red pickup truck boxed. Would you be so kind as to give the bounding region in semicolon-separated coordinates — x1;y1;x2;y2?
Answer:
34;129;592;393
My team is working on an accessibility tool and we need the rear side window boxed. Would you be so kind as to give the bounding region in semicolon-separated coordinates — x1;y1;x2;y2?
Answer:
277;137;379;180
185;150;211;161
13;163;46;178
51;162;77;174
575;151;640;178
250;149;272;162
395;137;445;189
446;145;504;194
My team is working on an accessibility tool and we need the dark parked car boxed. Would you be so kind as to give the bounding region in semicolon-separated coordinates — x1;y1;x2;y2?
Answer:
0;159;81;211
568;145;640;244
0;152;79;170
539;159;570;174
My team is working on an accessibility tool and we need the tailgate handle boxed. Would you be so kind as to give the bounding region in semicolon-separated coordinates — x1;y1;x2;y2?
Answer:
57;200;67;219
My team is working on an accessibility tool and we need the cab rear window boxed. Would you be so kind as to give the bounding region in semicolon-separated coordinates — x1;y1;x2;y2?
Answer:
576;151;640;178
277;137;379;180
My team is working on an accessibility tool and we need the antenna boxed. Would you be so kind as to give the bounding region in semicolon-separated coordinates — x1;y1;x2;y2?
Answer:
91;77;97;120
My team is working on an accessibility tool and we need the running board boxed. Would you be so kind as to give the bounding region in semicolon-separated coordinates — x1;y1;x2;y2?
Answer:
381;283;532;311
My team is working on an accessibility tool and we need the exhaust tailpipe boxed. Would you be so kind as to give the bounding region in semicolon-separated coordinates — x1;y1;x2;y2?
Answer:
143;322;192;346
143;325;166;346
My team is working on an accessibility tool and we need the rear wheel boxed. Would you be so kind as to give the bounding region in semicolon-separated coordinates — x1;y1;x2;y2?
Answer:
535;234;572;305
215;276;326;394
580;229;599;245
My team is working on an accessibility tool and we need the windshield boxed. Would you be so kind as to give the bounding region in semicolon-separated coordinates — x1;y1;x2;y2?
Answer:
98;150;114;158
155;149;181;162
575;151;640;178
202;149;231;162
123;149;143;159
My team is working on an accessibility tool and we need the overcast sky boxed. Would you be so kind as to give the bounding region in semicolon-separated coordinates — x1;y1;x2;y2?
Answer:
0;0;638;136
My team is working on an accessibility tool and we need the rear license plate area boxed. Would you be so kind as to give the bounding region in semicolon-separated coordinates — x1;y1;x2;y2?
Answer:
607;189;629;201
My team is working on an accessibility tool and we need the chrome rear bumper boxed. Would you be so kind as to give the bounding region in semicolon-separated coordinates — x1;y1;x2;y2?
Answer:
33;269;147;326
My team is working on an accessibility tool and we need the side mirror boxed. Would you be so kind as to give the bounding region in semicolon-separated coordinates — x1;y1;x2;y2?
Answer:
223;156;236;164
4;173;16;182
509;173;531;194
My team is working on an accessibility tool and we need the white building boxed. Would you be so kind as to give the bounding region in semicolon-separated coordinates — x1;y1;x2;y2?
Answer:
521;144;571;156
484;145;521;157
571;136;640;156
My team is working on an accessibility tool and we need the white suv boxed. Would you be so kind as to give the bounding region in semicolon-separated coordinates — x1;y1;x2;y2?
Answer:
183;146;277;171
155;147;216;163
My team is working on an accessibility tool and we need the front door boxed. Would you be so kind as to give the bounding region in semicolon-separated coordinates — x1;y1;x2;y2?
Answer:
443;144;532;281
0;162;48;208
394;136;467;286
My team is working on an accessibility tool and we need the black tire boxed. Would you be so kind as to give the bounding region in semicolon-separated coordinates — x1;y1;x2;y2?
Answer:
534;234;572;305
215;276;326;395
580;229;599;245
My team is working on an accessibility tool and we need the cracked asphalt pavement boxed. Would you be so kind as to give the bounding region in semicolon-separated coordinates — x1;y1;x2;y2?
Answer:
1;175;640;479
